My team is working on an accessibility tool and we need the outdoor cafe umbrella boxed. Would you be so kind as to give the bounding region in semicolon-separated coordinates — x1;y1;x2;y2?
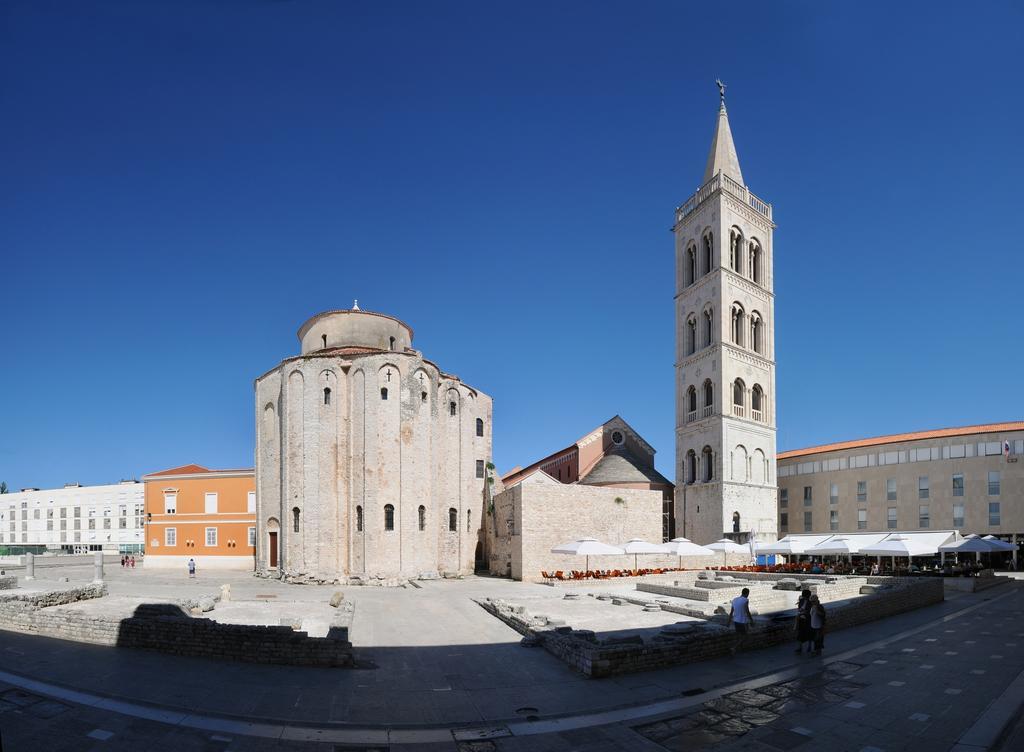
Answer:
706;538;749;566
862;535;935;570
806;536;858;558
939;535;1002;562
982;535;1015;552
550;538;625;573
659;537;715;569
620;538;667;572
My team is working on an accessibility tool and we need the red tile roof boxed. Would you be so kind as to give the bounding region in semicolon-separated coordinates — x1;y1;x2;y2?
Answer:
778;421;1024;460
143;464;254;478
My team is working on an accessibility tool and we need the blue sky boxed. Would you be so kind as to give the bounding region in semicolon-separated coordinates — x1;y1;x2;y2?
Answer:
2;1;1022;490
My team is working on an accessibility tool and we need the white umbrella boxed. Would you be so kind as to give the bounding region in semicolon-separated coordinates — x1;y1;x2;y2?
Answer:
620;538;666;571
660;537;715;568
806;536;858;556
706;538;748;566
939;536;1003;562
551;538;625;573
757;536;813;556
862;534;936;557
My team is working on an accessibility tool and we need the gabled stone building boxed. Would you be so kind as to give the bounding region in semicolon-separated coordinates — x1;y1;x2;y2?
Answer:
255;306;492;581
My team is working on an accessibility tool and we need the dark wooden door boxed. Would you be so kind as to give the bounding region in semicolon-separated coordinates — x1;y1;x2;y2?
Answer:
268;532;278;567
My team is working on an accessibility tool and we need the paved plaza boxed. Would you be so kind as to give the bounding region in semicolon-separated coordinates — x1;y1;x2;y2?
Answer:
0;560;1023;750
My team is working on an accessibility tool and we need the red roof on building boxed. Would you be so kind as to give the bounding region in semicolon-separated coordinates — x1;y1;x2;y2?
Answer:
143;464;253;478
778;421;1024;460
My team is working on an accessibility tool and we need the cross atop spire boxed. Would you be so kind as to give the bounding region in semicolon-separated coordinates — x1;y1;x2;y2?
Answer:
702;81;744;186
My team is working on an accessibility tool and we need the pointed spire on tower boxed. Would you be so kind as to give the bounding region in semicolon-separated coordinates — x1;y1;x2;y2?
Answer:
702;79;744;186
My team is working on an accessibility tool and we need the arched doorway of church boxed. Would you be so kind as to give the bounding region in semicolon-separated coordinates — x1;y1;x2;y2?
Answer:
266;517;280;568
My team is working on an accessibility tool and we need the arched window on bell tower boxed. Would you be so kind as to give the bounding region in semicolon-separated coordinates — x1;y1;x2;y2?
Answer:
686;315;697;355
750;311;763;354
731;303;745;346
702;379;714;418
729;227;744;274
685;244;697;286
702;231;714;276
749;240;762;285
702;307;713;347
686;386;697;422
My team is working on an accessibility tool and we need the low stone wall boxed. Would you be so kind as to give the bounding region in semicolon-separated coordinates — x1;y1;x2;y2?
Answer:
477;577;944;678
0;586;354;668
0;575;17;590
943;575;1010;593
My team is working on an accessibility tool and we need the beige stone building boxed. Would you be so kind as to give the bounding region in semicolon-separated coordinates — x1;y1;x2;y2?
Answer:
487;417;692;581
675;88;778;545
255;306;492;581
777;422;1024;552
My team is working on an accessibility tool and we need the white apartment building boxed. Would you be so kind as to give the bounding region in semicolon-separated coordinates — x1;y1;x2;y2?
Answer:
0;480;145;554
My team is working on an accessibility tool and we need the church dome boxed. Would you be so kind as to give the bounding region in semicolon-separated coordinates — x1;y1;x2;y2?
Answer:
296;307;414;355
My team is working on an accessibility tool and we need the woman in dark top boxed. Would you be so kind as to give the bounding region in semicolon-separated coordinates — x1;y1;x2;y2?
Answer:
795;589;813;653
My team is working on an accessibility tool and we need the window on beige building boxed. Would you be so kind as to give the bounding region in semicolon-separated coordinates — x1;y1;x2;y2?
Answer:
248;527;256;547
829;510;838;531
857;480;867;503
989;502;1000;526
205;492;218;514
803;486;812;506
803;511;812;532
952;474;964;497
887;507;897;529
779;489;788;508
164;493;177;514
953;503;964;528
247;491;256;513
780;512;788;532
988;471;1000;496
886;479;896;501
919;505;929;528
165;527;176;546
857;509;867;530
205;527;217;546
829;483;838;505
476;418;484;437
918;476;929;500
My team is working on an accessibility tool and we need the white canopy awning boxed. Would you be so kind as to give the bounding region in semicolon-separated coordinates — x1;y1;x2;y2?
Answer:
660;537;715;557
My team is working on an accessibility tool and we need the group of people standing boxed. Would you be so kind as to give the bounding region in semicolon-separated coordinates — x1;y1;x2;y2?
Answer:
120;555;136;569
727;586;828;657
794;588;826;655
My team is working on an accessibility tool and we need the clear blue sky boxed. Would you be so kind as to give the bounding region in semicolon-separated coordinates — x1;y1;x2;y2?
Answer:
2;1;1022;490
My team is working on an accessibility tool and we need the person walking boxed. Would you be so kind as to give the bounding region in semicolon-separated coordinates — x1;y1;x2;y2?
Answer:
188;558;196;578
794;589;813;654
120;555;126;568
728;587;754;655
810;595;827;656
130;556;135;569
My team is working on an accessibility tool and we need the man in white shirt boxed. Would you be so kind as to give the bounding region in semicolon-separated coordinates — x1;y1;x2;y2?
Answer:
728;587;753;655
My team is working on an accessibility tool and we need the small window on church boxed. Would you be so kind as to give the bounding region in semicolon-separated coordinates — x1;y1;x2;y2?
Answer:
449;401;456;416
381;387;388;400
384;504;394;531
356;505;363;532
389;336;396;351
476;418;484;437
323;387;331;406
292;507;300;533
611;430;624;446
448;507;457;532
421;391;427;402
321;334;327;348
418;505;425;531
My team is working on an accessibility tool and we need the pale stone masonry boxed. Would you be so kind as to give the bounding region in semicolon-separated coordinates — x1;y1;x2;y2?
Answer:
255;306;492;581
675;90;778;545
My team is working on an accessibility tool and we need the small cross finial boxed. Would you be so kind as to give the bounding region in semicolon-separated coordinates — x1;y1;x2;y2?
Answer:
352;299;360;310
715;78;726;106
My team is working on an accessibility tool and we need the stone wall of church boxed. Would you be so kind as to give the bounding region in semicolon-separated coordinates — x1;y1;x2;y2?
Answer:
256;346;491;581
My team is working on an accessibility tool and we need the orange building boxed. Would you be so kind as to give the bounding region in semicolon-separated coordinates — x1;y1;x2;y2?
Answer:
142;464;256;570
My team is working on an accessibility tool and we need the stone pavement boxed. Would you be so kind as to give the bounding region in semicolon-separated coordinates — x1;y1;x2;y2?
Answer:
0;569;1022;750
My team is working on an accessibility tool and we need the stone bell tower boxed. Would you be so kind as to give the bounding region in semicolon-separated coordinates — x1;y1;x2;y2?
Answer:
674;83;778;545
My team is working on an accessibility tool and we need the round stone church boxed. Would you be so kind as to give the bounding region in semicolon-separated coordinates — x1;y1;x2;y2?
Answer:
255;306;492;581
